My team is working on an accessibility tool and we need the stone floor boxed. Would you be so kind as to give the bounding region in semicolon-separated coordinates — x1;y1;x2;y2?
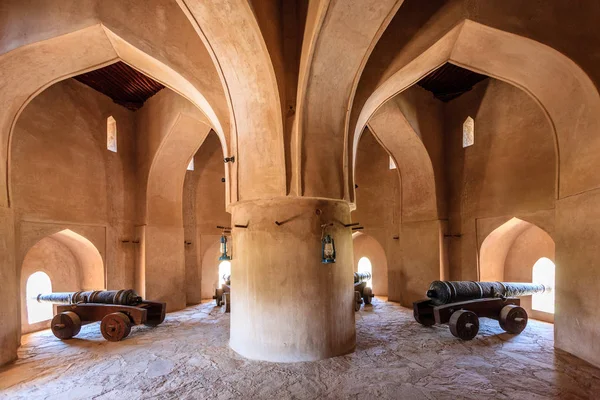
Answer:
1;299;599;400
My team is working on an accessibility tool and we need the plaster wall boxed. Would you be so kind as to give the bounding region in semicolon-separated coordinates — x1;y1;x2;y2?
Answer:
200;239;222;301
19;237;81;334
555;189;600;368
504;225;555;322
352;129;398;299
352;233;388;297
444;79;555;281
135;89;213;311
10;79;136;291
182;131;230;303
229;198;355;362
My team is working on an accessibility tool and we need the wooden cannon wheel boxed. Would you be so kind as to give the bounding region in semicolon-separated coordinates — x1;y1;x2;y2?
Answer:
214;288;224;306
499;305;528;334
51;311;82;340
354;291;362;312
100;312;132;342
362;287;373;305
449;310;479;340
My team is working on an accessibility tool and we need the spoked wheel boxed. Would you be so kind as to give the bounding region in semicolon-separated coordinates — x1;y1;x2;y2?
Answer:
362;287;373;305
499;305;528;334
449;310;479;340
51;311;82;340
100;312;132;342
354;291;362;312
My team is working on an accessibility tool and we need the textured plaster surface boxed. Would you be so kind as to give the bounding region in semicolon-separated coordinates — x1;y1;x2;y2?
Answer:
1;299;598;399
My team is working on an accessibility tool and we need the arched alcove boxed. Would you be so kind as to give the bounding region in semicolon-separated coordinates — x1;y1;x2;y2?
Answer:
479;218;555;322
352;232;388;297
20;229;104;334
201;240;224;300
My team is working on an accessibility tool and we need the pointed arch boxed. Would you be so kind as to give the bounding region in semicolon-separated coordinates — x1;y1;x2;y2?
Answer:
366;100;438;222
352;19;600;202
177;0;286;200
20;229;104;334
1;24;229;208
352;232;388;296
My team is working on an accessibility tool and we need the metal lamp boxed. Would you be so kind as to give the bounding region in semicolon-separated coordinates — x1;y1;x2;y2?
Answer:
321;234;336;264
219;234;231;261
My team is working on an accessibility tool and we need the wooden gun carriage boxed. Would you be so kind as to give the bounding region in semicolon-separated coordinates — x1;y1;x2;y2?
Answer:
37;290;166;342
354;272;374;311
413;281;550;340
213;272;375;313
213;274;231;313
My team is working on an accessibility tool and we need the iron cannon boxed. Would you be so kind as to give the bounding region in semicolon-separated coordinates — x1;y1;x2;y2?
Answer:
414;281;550;340
38;289;166;342
354;272;374;311
213;274;231;313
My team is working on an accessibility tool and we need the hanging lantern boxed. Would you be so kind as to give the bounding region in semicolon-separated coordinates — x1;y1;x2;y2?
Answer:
321;234;336;264
219;234;231;261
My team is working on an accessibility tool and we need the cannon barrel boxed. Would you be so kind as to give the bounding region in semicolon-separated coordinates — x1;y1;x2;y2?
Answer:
426;281;550;306
37;289;142;306
354;272;371;284
222;274;231;285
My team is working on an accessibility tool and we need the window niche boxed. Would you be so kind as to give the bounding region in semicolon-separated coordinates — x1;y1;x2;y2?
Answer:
463;116;474;148
26;271;53;324
358;256;373;288
532;257;555;314
107;116;117;152
389;156;397;170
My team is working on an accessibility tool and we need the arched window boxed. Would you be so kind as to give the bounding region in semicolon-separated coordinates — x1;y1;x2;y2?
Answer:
463;116;474;148
358;257;372;288
187;157;195;171
218;261;231;285
26;271;53;324
389;156;397;170
107;116;117;152
532;257;555;314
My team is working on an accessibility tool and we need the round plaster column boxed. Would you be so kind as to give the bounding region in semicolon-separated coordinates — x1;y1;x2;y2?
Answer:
229;197;356;362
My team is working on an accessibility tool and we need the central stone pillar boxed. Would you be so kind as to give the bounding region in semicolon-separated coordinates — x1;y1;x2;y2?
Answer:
229;197;356;362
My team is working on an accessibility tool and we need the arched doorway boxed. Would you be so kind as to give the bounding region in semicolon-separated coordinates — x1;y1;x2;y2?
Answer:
352;232;388;297
480;218;555;323
20;229;104;334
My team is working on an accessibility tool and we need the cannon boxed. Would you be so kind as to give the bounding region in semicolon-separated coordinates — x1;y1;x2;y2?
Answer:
413;281;550;340
354;272;374;311
213;274;231;313
37;290;166;342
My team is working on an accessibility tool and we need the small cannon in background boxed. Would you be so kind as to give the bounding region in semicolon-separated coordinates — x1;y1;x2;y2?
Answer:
213;274;231;313
354;272;374;311
413;281;550;340
37;289;166;342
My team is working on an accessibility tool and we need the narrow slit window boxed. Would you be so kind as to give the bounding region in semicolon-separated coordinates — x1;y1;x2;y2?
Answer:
463;116;474;148
107;116;117;152
187;158;195;171
389;156;397;170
